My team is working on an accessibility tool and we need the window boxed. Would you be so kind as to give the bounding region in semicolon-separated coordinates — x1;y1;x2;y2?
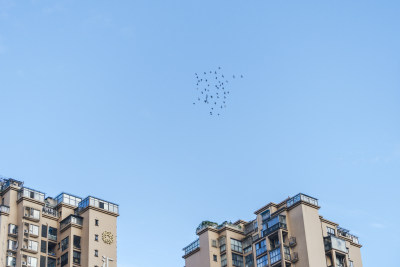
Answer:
245;254;254;267
41;225;48;238
7;239;17;251
47;258;56;267
255;240;266;256
336;255;345;267
95;234;99;241
61;236;69;251
213;254;217;262
244;245;252;254
219;236;226;253
27;256;38;267
61;253;68;267
327;227;335;236
48;227;57;241
8;224;18;235
28;240;39;252
25;207;40;220
221;254;227;267
261;210;270;221
232;253;244;267
41;240;47;253
349;260;354;267
256;255;268;267
40;256;46;267
29;224;39;236
212;239;217;247
95;219;99;226
73;235;81;249
73;251;81;264
95;250;99;257
231;238;243;253
6;256;16;267
269;248;281;264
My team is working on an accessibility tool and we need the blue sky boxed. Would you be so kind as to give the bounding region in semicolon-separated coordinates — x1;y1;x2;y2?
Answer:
0;0;399;266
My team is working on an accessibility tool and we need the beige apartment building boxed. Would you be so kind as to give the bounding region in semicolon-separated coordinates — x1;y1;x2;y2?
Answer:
0;178;119;267
183;193;362;267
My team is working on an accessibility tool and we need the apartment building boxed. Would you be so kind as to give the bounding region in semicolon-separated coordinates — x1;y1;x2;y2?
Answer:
0;178;119;267
183;193;362;267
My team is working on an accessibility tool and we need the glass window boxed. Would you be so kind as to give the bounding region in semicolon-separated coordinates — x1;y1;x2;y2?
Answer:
48;227;57;241
73;251;81;265
213;255;217;262
6;256;16;267
47;258;56;267
7;240;17;250
232;253;243;267
269;248;281;264
28;240;39;252
255;240;266;256
245;254;254;267
256;255;268;267
42;225;48;238
327;227;335;236
27;256;38;267
261;210;270;221
30;224;39;236
8;224;18;235
41;240;47;253
61;253;68;267
73;235;81;249
231;239;243;253
61;236;69;251
221;254;227;267
95;250;99;257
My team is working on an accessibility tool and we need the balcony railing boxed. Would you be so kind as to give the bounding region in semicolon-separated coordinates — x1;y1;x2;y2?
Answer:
183;238;200;256
0;204;10;214
42;207;59;218
263;222;287;236
324;236;347;253
60;215;83;230
287;193;318;208
337;227;360;244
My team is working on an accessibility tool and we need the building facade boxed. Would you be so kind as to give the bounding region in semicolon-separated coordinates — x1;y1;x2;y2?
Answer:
0;178;119;267
183;193;362;267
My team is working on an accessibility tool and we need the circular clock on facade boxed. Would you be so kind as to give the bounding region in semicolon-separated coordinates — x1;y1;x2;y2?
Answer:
102;231;114;245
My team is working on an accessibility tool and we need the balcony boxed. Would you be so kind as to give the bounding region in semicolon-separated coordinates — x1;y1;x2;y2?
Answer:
78;196;119;215
60;215;83;231
324;236;347;253
18;188;45;203
286;193;318;208
42;206;59;218
55;193;82;207
183;238;200;257
0;178;23;192
0;204;10;214
262;215;287;236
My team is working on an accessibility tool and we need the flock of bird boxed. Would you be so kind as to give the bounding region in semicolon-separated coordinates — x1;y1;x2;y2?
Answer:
193;67;243;116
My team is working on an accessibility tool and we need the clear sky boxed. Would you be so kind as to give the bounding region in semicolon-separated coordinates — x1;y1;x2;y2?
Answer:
0;0;399;266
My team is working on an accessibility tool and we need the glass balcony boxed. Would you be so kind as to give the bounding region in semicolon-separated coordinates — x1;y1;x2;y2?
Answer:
18;187;45;202
324;236;347;253
78;196;119;215
183;238;200;256
286;193;318;208
55;193;82;207
263;215;287;236
60;215;83;230
0;204;10;214
337;227;360;244
0;178;23;192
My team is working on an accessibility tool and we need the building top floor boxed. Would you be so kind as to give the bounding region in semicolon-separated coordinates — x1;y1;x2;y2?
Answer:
0;177;119;216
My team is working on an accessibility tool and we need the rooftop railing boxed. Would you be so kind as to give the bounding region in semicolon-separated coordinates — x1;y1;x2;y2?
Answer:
337;227;359;244
55;193;82;207
18;187;45;202
196;221;242;234
183;238;200;256
42;206;59;218
77;196;119;215
287;193;318;208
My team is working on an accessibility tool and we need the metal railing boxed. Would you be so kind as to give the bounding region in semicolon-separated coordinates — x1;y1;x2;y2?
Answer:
287;193;318;208
183;238;200;256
